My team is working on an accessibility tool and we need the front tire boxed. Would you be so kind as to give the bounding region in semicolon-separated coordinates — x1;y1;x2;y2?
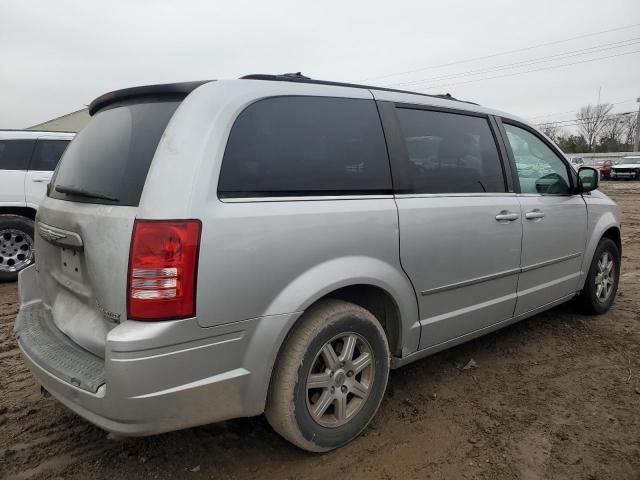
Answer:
0;215;35;282
577;237;620;314
266;299;390;452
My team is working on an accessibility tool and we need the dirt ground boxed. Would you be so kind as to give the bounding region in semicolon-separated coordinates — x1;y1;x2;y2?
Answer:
1;182;639;480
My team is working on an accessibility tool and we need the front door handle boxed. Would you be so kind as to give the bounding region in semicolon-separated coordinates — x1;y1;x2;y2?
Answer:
525;209;545;220
495;211;519;222
32;179;49;183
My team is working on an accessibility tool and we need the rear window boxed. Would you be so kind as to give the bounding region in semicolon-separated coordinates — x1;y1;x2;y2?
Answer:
0;140;35;170
31;139;70;171
50;100;180;206
218;96;392;197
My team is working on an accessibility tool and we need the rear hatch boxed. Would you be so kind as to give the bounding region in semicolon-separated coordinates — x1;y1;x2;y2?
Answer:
34;95;184;357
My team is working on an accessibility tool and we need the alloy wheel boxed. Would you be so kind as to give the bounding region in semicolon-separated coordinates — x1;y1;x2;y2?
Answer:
594;251;615;302
305;332;374;428
0;228;34;273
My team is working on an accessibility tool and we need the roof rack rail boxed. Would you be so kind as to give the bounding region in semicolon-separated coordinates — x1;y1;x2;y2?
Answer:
240;72;476;105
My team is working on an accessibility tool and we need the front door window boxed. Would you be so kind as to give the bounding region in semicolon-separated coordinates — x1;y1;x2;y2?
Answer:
504;124;571;195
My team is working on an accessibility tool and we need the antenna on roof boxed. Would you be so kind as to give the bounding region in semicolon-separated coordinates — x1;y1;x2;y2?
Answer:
241;72;311;81
283;72;311;80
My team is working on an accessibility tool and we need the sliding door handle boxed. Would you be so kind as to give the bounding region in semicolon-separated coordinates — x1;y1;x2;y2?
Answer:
525;209;545;220
495;211;519;222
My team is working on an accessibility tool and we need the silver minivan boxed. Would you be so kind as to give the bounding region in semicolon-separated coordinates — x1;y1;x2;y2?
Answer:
15;74;621;452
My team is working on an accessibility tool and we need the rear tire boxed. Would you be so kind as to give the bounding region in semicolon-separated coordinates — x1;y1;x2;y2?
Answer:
265;299;390;452
0;215;35;282
577;237;620;315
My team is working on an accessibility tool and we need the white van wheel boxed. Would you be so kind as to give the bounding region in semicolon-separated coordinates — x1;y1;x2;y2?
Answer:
0;215;34;282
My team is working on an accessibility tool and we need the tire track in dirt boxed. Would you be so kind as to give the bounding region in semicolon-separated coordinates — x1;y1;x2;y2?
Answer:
0;279;125;480
1;182;639;480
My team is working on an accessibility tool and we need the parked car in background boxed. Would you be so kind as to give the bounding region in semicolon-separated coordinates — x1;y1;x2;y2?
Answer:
569;157;585;171
14;75;621;452
0;130;74;281
610;156;640;180
594;159;614;180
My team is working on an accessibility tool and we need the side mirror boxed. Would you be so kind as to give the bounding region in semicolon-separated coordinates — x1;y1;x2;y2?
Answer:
578;167;599;193
535;172;568;194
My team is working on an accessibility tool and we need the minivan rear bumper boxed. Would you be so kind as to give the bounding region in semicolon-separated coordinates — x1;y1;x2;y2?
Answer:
15;266;297;436
17;338;250;436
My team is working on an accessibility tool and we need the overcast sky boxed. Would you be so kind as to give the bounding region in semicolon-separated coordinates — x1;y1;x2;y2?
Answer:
1;0;639;130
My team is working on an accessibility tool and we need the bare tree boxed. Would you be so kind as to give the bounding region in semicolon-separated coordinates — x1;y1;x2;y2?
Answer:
576;104;613;152
602;115;627;145
622;113;639;148
539;123;563;143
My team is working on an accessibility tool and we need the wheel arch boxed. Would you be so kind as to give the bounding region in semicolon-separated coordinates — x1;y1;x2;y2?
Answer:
314;284;404;357
579;213;621;291
244;257;420;415
0;206;37;220
262;256;420;357
601;225;621;253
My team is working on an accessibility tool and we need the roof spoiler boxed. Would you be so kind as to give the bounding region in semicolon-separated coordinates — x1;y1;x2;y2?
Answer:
88;80;212;116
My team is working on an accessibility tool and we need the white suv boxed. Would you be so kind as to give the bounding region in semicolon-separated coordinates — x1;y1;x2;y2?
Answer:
0;130;74;281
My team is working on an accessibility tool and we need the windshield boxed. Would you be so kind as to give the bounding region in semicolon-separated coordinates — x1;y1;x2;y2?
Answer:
50;99;180;206
621;158;640;165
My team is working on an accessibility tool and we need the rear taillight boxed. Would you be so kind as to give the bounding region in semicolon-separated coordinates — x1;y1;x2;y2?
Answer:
127;220;202;321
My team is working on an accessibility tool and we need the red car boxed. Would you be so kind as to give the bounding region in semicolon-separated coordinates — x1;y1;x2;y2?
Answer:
594;159;614;180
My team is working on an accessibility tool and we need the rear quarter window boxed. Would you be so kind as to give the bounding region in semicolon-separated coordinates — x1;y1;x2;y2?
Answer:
0;140;35;170
218;96;392;197
50;99;180;206
30;139;70;171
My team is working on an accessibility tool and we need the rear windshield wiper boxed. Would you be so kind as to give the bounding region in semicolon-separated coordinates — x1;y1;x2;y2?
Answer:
55;185;119;202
